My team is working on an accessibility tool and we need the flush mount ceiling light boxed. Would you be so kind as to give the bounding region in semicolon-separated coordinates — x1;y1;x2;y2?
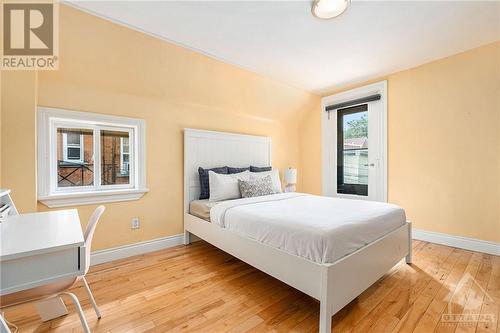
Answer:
311;0;350;19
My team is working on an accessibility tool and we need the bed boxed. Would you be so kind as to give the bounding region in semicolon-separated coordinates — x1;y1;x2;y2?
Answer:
183;128;412;333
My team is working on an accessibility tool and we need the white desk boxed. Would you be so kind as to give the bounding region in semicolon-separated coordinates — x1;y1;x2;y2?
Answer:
0;210;85;295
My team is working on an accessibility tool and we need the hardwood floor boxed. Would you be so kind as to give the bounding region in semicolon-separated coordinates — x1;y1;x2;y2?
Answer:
4;240;499;332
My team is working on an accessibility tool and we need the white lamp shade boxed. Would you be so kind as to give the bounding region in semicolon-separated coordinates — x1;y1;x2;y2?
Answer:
284;168;297;184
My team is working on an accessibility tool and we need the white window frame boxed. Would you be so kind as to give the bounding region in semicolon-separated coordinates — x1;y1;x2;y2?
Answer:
62;132;84;163
37;107;148;208
119;137;130;176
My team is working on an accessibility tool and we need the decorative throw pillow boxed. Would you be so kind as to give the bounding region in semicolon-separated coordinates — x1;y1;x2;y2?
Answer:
228;166;250;174
250;169;282;193
209;170;250;202
250;165;272;172
239;175;275;198
198;166;228;200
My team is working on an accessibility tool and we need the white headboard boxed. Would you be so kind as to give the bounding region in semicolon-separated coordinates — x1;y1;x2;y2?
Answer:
183;128;272;213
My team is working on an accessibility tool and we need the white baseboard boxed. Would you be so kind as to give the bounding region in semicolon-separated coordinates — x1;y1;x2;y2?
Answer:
413;229;500;256
90;234;184;266
90;229;498;267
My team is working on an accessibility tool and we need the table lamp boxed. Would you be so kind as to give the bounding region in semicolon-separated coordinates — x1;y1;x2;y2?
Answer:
284;168;297;192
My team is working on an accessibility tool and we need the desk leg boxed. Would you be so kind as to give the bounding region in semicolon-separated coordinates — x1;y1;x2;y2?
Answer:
35;297;68;321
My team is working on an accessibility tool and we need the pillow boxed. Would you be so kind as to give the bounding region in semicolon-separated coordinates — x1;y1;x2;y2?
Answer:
250;169;282;193
239;176;275;198
209;170;250;202
250;165;272;172
228;166;250;174
198;166;228;200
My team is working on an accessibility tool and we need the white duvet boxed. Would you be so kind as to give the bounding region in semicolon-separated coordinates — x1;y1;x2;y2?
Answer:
210;193;406;264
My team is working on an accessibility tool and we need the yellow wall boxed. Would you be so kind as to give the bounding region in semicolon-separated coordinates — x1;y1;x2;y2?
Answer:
2;4;497;250
1;71;38;212
300;41;500;242
0;70;2;189
1;5;319;250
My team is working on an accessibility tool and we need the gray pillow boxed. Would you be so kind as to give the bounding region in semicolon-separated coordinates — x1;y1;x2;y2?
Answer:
228;166;250;174
238;175;275;198
250;165;272;172
198;166;228;199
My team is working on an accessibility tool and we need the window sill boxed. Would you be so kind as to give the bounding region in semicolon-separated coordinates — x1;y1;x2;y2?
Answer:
38;188;149;208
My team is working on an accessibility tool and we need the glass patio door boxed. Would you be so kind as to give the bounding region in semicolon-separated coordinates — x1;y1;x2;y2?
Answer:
322;81;387;202
334;100;383;201
337;104;369;196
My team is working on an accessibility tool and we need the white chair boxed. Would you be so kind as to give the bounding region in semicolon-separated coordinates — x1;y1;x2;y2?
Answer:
0;206;105;333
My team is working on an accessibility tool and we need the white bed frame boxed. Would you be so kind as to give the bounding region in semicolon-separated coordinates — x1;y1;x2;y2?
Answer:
183;128;412;333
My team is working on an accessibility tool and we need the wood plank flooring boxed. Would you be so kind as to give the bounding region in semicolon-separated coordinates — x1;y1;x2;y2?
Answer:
3;240;499;332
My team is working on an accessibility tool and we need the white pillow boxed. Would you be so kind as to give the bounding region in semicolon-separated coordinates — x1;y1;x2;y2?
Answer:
209;170;250;202
250;169;282;193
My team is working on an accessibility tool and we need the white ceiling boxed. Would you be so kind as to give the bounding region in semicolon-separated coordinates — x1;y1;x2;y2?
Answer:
68;1;500;94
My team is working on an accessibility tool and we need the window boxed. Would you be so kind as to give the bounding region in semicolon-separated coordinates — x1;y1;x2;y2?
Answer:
58;128;94;187
337;104;368;196
62;131;84;163
101;130;131;184
38;107;148;208
120;137;130;176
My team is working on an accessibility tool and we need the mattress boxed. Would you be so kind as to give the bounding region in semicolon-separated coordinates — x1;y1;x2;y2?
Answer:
210;193;406;264
189;199;221;221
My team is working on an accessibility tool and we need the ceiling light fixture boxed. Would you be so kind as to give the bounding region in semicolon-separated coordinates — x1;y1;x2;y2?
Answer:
311;0;350;20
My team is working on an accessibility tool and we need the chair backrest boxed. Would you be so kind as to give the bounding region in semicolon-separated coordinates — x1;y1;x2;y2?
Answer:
84;205;105;274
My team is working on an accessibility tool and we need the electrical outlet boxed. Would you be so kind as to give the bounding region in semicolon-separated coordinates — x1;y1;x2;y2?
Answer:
131;217;140;229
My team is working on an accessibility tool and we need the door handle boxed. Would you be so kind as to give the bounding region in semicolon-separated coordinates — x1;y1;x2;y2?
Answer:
363;163;375;167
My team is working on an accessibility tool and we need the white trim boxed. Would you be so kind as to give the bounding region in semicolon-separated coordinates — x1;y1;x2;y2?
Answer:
413;228;500;256
86;227;498;269
37;107;148;207
321;80;388;202
38;188;149;208
90;234;184;266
